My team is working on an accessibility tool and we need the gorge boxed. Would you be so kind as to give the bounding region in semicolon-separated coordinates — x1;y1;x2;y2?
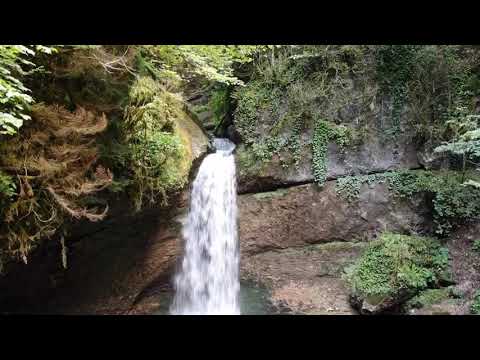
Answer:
0;45;479;315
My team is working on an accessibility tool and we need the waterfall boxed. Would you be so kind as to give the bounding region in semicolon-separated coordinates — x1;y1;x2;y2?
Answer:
170;138;240;315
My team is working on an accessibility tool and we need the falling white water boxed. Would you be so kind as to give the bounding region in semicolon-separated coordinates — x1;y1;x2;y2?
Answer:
170;138;240;315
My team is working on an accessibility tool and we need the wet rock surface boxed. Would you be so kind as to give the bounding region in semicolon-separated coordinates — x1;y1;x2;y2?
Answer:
240;242;367;314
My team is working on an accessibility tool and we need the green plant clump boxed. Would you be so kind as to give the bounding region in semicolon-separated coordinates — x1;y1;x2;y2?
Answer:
312;118;358;185
119;76;191;211
0;171;16;199
312;119;331;185
404;287;452;310
471;291;480;315
375;45;420;136
472;240;480;253
344;232;449;306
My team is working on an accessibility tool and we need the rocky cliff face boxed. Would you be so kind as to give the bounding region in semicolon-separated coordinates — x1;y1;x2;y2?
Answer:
237;134;421;194
239;181;430;255
237;177;433;314
2;45;478;316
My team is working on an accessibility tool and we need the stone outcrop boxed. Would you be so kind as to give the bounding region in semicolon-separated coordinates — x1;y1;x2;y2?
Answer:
237;134;421;193
239;180;431;256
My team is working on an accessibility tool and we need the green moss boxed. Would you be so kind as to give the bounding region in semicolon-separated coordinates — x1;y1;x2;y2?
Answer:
471;291;480;315
472;240;480;253
209;85;230;129
119;76;192;212
404;288;452;310
344;232;449;304
236;145;266;177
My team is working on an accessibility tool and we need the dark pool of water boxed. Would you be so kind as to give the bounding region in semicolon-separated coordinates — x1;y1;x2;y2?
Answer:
153;281;275;315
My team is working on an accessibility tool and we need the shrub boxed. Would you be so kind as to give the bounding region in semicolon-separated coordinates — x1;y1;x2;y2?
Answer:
344;232;449;309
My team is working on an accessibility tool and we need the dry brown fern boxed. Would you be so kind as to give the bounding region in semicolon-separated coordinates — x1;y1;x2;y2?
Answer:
0;104;113;263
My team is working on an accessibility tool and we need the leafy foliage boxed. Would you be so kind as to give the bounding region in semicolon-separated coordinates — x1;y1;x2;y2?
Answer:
312;119;330;185
344;232;449;306
138;45;263;87
120;76;191;212
404;287;452;310
472;239;480;253
233;45;373;175
0;171;15;199
375;45;420;136
471;291;480;315
434;111;480;180
312;119;358;185
336;170;480;235
0;45;56;135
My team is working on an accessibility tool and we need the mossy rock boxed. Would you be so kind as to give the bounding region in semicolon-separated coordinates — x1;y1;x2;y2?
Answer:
404;288;452;310
344;232;450;314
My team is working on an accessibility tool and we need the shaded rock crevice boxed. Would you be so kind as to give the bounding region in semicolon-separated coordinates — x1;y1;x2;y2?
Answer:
237;165;424;195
